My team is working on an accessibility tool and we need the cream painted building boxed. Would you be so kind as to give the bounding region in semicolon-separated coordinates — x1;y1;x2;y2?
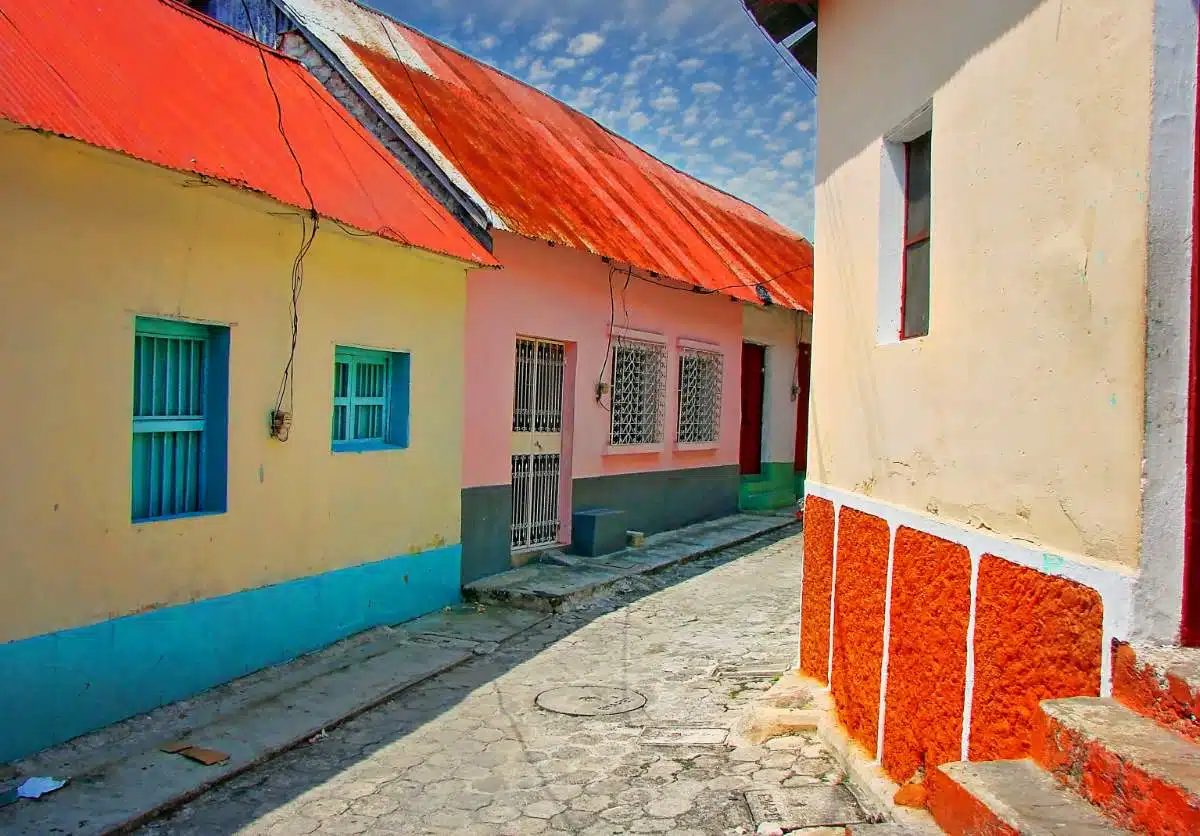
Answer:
0;0;494;763
747;0;1199;794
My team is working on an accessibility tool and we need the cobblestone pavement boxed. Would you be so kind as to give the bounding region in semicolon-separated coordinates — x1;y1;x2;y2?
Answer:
142;526;846;835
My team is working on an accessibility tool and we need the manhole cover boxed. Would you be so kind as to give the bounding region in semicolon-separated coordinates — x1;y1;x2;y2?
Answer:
536;685;647;716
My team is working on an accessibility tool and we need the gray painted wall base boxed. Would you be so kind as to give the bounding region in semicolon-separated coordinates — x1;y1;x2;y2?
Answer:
461;486;512;585
571;465;740;540
461;465;740;585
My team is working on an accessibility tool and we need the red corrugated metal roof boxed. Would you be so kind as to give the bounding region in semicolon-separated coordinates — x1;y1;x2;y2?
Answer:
284;0;812;310
0;0;496;267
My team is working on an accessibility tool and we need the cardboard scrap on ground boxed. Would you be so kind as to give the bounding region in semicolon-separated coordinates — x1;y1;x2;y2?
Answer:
160;741;230;766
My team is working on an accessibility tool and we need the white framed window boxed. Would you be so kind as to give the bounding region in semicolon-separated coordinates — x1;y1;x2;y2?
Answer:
676;347;723;444
609;337;667;446
878;102;933;344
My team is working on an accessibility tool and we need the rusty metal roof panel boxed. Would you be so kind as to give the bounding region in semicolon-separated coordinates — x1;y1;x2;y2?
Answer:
282;0;812;310
0;0;496;267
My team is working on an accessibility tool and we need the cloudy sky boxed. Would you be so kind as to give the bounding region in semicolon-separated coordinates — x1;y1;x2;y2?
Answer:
375;0;817;239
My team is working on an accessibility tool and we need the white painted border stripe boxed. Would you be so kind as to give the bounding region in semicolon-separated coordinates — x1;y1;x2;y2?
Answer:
961;550;981;760
875;520;897;761
806;481;1136;762
826;496;841;686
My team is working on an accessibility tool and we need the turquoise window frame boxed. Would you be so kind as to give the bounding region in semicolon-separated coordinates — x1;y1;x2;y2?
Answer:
331;346;410;453
131;316;230;523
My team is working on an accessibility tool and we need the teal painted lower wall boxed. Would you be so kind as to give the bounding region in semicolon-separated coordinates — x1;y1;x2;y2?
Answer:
739;462;800;511
0;545;461;763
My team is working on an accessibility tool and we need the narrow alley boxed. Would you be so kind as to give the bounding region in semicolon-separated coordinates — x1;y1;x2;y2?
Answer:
136;527;871;835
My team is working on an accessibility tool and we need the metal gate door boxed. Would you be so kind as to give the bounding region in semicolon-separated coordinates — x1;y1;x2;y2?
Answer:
511;338;565;550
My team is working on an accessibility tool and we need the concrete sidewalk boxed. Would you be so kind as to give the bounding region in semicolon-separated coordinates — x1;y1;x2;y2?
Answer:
466;512;796;612
0;512;794;835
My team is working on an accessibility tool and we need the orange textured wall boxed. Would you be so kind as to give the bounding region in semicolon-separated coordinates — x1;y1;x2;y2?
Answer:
800;495;835;683
882;528;971;783
969;555;1103;760
830;507;890;756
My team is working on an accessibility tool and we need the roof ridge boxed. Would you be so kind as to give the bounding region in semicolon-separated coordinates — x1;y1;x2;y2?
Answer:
314;0;802;237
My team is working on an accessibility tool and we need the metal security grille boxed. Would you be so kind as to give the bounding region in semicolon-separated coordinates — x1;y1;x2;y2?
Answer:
610;338;667;446
513;339;565;432
132;321;209;521
510;453;562;549
511;338;565;551
677;349;723;444
332;348;390;444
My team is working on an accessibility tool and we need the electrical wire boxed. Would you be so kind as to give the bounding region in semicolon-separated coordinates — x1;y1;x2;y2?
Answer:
377;17;470;179
242;0;319;434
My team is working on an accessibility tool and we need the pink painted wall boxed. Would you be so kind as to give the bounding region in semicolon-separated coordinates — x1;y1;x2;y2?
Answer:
464;231;742;492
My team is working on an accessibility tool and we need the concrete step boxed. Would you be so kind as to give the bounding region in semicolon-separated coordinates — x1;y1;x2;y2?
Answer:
927;758;1130;835
1112;641;1200;743
1034;697;1200;834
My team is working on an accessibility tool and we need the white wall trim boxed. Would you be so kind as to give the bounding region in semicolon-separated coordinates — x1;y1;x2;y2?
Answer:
806;481;1137;763
875;140;906;346
1135;0;1198;642
876;102;933;346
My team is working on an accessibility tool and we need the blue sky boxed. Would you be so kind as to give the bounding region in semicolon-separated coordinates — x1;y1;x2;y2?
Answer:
375;0;817;239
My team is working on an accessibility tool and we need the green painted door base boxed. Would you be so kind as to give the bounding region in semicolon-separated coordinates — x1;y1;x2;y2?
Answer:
739;462;799;511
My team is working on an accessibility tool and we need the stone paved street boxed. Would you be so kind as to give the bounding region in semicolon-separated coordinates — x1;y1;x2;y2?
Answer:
141;526;854;835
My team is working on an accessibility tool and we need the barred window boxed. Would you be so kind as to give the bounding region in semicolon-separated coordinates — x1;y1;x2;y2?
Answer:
609;338;666;446
676;349;723;444
132;317;229;522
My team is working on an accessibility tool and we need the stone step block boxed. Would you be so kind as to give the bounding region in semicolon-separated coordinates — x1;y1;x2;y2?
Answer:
1034;696;1200;834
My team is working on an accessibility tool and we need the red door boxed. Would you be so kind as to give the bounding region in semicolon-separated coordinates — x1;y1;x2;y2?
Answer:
1185;32;1200;646
794;342;812;474
740;343;766;476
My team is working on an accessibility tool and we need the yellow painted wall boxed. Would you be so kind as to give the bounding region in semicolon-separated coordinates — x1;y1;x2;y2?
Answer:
809;0;1152;568
0;126;467;644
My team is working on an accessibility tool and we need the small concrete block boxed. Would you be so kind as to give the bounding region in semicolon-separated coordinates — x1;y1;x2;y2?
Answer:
627;530;646;548
572;508;628;557
744;786;867;829
639;727;728;746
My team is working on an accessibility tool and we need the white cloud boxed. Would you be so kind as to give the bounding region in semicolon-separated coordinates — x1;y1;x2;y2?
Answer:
582;67;601;83
628;112;650;131
552;57;578;69
532;29;562;50
781;150;806;169
778;110;797;128
476;34;498;50
678;57;704;73
692;81;723;95
710;136;731;148
567;32;605;56
511;53;531;69
651;88;679;112
682;136;701;148
682;105;700;127
528;59;556;83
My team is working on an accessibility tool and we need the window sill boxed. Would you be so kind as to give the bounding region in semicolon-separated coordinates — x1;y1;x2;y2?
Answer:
603;443;665;456
674;441;719;452
332;441;408;454
133;510;226;526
